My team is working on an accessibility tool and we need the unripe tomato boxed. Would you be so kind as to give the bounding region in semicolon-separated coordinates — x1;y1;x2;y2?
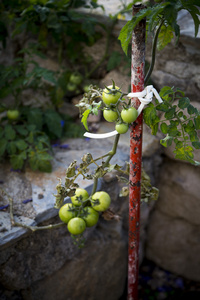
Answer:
91;191;111;212
69;72;82;85
59;203;76;224
103;109;118;122
67;82;77;92
102;85;121;105
7;110;20;120
82;206;99;227
121;107;138;123
71;188;89;206
67;217;86;235
115;123;129;134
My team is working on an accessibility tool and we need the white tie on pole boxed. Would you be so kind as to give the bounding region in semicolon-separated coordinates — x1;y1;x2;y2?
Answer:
84;85;163;139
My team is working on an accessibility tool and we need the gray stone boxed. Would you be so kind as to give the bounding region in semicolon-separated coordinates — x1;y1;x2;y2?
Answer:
146;209;200;281
155;159;200;225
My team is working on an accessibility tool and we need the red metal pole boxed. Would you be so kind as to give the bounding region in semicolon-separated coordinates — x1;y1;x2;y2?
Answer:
128;5;146;300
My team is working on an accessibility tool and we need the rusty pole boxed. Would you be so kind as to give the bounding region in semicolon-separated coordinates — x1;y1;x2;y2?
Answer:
128;4;146;300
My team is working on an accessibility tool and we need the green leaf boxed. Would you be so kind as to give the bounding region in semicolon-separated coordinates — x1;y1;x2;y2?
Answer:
157;24;174;51
160;123;168;134
7;141;17;155
188;8;200;37
81;109;90;131
118;8;151;55
160;135;173;147
159;86;173;101
15;125;28;136
5;125;16;140
0;139;7;156
164;107;176;120
178;97;190;109
15;140;28;150
168;125;179;137
28;149;53;172
44;109;62;138
194;116;200;130
10;151;27;170
26;108;43;130
187;104;198;115
156;102;170;112
192;141;200;149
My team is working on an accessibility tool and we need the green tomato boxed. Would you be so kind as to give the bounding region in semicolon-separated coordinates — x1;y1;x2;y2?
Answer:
82;206;99;227
67;217;86;235
67;82;77;92
71;188;89;207
83;84;90;93
115;123;129;134
121;107;138;124
7;110;20;120
103;109;118;122
91;191;111;212
69;72;83;85
102;85;121;105
59;203;76;224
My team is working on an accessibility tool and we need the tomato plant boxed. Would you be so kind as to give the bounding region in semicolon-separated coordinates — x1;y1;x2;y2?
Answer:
121;107;138;124
67;217;86;235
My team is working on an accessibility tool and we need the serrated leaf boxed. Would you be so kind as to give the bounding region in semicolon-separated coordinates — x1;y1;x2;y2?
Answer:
192;141;200;149
194;116;200;130
168;125;179;137
187;104;197;115
164;107;176;120
7;141;17;155
178;97;190;109
26;108;43;130
44;109;62;138
5;125;16;140
118;8;151;55
15;125;29;136
15;140;28;150
160;123;168;134
10;151;27;170
157;24;174;51
159;86;174;100
143;103;160;134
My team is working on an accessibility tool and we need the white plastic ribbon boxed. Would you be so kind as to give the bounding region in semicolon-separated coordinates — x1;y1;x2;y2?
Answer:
84;85;163;139
127;85;163;116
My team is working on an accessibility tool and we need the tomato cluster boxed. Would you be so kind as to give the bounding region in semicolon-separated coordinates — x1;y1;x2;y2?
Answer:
102;84;138;134
59;188;111;235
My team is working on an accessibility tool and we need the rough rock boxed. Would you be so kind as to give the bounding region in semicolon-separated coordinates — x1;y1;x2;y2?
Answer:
146;209;200;282
146;157;200;281
155;158;200;225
